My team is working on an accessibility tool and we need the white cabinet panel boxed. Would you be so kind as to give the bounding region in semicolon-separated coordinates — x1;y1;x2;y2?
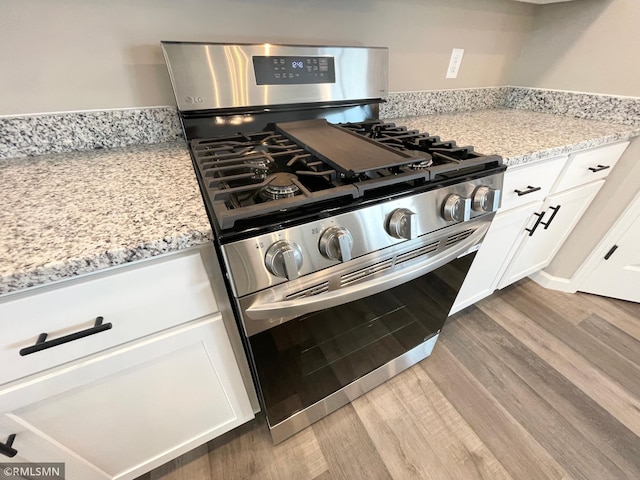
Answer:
498;180;604;289
451;201;542;314
0;316;254;480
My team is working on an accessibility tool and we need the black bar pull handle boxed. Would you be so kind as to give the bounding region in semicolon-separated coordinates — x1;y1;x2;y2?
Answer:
0;434;17;458
588;164;610;173
541;205;561;230
525;212;545;237
604;245;618;260
19;317;112;357
514;185;542;196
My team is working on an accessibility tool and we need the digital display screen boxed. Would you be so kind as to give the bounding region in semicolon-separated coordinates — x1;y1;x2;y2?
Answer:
253;56;336;85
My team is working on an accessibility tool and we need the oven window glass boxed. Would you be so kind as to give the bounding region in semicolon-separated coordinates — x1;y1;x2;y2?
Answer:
248;253;475;426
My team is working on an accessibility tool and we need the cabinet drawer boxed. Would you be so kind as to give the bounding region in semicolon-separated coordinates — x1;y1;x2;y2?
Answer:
0;248;218;386
501;156;567;211
552;142;629;193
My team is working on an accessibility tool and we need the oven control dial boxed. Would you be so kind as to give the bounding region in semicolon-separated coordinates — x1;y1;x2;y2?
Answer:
319;226;353;262
387;208;417;240
472;186;502;213
442;194;472;222
265;241;303;280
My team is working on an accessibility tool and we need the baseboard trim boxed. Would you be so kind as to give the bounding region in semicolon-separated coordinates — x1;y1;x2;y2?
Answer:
529;270;577;293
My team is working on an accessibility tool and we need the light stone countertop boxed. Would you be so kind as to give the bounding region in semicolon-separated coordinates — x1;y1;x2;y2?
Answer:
385;109;640;166
0;142;212;296
2;109;638;296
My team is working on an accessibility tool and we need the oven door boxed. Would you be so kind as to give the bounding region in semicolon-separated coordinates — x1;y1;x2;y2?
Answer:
237;215;491;443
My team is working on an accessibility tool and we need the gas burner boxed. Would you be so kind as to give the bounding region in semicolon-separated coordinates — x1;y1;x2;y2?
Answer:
245;157;271;169
258;173;301;201
244;157;272;179
408;159;434;170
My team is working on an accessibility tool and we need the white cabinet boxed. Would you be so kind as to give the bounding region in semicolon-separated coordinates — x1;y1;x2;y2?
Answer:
452;141;628;314
1;414;102;479
575;192;640;302
497;180;604;288
500;156;566;210
1;316;254;480
551;142;628;192
451;156;567;314
0;251;219;386
450;202;542;314
0;246;255;480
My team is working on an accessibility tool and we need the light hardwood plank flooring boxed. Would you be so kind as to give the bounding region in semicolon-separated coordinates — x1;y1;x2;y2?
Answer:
138;279;639;480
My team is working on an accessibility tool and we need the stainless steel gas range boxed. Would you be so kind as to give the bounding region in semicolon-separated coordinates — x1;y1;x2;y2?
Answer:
162;42;505;443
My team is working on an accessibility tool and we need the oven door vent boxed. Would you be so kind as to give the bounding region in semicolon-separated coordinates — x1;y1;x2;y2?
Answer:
395;241;440;265
285;282;329;300
340;259;394;287
443;229;474;248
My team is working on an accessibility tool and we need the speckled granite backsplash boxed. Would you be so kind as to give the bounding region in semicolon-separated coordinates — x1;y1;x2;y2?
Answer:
2;87;639;159
380;87;509;118
0;107;182;159
506;87;640;128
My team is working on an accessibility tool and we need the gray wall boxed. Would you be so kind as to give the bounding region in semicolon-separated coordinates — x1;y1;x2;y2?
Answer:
510;0;640;96
0;0;535;115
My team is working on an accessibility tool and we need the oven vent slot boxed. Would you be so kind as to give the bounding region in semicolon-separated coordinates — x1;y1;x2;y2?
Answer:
285;282;329;300
443;229;474;248
340;259;394;287
395;241;440;265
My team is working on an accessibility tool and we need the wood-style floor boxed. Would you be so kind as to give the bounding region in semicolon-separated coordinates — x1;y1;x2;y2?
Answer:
138;279;640;480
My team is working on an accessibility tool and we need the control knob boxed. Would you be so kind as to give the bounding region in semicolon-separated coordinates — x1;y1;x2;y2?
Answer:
442;194;471;222
387;208;417;240
319;226;353;262
472;186;501;212
265;241;303;280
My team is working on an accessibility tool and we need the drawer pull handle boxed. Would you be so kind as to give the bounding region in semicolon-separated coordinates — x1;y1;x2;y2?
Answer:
0;434;17;458
541;205;561;230
19;316;112;356
525;212;545;237
514;186;542;196
604;245;618;260
588;164;610;173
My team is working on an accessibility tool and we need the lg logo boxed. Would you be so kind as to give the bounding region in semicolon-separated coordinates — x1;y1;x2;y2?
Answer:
185;96;203;104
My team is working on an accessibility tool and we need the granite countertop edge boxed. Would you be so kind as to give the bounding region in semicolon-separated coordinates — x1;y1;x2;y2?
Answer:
0;230;213;297
2;108;639;298
502;130;640;166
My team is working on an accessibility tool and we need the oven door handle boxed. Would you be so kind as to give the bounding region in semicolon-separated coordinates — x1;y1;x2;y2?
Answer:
244;223;488;325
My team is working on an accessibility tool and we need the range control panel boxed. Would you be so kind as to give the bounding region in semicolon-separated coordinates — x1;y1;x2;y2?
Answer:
253;56;335;85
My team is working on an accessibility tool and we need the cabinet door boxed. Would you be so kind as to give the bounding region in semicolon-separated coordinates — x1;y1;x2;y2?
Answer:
498;180;605;289
450;201;543;314
0;316;254;480
579;208;640;302
0;415;107;479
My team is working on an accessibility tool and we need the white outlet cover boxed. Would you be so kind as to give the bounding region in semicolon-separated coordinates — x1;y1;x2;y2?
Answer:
446;48;464;79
